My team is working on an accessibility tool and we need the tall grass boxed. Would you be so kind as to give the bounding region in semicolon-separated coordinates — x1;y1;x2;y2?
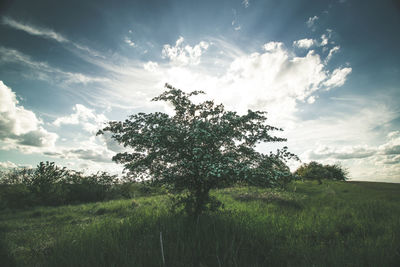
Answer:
1;181;399;266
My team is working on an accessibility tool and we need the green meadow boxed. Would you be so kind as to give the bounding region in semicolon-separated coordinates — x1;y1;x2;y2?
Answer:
1;180;399;267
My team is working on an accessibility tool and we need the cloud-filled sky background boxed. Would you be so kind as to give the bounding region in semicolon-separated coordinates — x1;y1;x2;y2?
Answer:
0;0;399;182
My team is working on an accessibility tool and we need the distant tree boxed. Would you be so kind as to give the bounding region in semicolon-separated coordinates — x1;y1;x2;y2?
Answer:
65;171;118;203
98;84;297;217
28;161;70;205
0;162;123;209
0;168;33;185
0;168;34;209
295;161;348;184
0;162;68;207
324;164;348;181
246;149;297;189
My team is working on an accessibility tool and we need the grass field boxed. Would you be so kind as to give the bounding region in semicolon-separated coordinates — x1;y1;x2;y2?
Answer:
1;180;399;266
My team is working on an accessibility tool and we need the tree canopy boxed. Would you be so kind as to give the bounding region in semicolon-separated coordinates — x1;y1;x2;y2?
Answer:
98;84;297;216
295;161;348;184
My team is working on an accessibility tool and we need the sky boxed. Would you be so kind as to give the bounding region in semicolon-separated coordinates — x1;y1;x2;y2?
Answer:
0;0;399;182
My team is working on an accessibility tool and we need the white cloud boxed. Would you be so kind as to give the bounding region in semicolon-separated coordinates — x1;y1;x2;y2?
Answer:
99;131;125;153
1;16;102;58
63;148;113;163
147;40;353;127
293;38;316;49
0;46;49;73
143;61;159;72
290;102;393;149
231;9;242;31
325;46;340;63
0;47;109;85
379;131;400;155
2;16;67;42
303;142;400;182
0;161;18;169
323;67;352;87
66;159;124;176
162;36;209;66
381;155;400;165
306;145;376;160
63;37;249;111
320;30;332;46
0;82;37;137
124;37;136;47
230;46;325;106
40;105;124;168
306;16;319;31
320;34;329;46
53;104;107;134
56;133;120;164
263;41;283;51
64;72;109;85
0;81;57;150
18;127;58;148
387;131;400;139
292;105;400;182
307;96;316;104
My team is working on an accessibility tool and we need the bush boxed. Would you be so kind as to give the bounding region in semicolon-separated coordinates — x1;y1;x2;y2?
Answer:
0;162;123;209
0;168;36;209
64;171;118;203
295;161;348;184
28;162;70;205
246;150;297;189
324;164;348;181
0;184;34;209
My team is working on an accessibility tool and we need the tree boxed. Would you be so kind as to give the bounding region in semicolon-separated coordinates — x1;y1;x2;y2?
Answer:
248;150;296;189
98;84;296;217
294;161;348;184
0;168;34;209
324;163;348;181
0;162;69;206
28;161;70;205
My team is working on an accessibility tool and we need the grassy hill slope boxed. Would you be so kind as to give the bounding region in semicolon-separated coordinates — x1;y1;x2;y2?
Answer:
1;180;399;266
